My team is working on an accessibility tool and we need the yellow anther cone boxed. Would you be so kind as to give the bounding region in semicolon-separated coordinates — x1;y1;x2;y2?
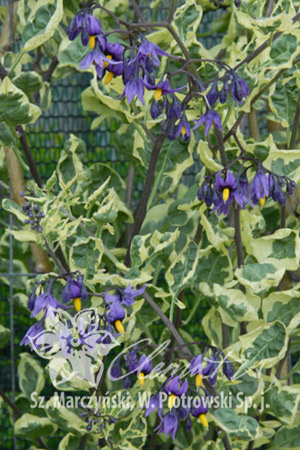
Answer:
138;372;145;386
89;35;96;49
259;196;265;207
74;297;82;312
154;88;163;101
104;71;114;84
115;320;124;334
181;125;186;135
195;374;202;387
222;188;230;202
104;55;112;68
199;414;208;427
168;394;176;409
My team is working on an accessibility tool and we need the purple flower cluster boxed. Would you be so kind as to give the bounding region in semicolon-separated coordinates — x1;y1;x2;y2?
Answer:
67;10;251;146
67;12;124;83
198;166;296;215
145;350;234;440
21;188;45;233
80;407;116;432
21;273;146;350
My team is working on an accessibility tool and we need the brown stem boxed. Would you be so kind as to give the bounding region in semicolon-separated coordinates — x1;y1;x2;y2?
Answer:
215;127;228;167
233;206;244;268
0;387;22;417
124;130;167;266
78;434;88;450
15;125;43;187
290;91;300;149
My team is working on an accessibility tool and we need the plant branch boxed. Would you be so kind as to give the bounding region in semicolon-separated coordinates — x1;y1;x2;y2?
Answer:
167;0;177;23
124;130;168;266
290;91;300;149
233;11;300;72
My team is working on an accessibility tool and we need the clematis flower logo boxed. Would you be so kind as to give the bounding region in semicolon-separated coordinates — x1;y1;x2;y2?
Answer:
28;307;120;389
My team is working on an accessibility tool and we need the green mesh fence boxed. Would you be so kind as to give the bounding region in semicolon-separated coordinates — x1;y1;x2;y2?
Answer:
0;3;226;448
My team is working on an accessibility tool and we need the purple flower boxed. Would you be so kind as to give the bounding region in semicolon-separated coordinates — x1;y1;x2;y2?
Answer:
175;113;191;142
207;78;219;107
62;274;88;312
198;181;219;208
145;392;161;417
150;100;163;119
102;42;125;84
191;399;209;427
231;76;249;104
223;359;234;380
219;78;230;104
189;354;203;387
165;376;188;408
269;174;286;205
28;284;38;311
234;171;251;208
67;13;102;48
137;354;152;386
166;95;181;120
30;285;66;319
132;37;169;66
105;302;126;334
215;170;237;204
79;36;122;79
120;77;145;105
193;109;223;136
144;78;185;102
156;412;179;439
250;166;269;206
20;319;44;347
126;350;138;373
104;284;146;307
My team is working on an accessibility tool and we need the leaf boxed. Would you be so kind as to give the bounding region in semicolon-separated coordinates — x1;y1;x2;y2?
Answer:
173;0;203;48
165;239;198;296
202;307;223;348
70;237;102;276
214;285;260;324
262;290;300;333
0;122;17;146
193;245;233;295
235;262;285;293
13;71;42;93
265;385;300;425
211;408;260;441
269;423;300;449
22;0;63;52
244;229;300;271
14;414;57;438
199;204;234;249
46;396;86;435
0;324;11;348
239;321;288;371
0;77;41;125
18;353;45;400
